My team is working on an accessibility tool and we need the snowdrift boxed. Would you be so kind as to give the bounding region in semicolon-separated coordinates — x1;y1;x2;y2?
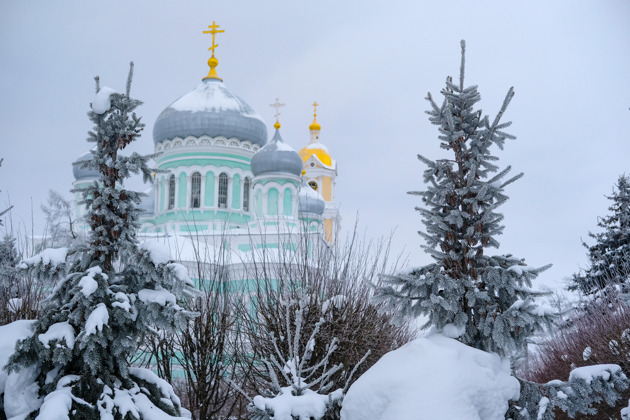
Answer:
341;327;520;420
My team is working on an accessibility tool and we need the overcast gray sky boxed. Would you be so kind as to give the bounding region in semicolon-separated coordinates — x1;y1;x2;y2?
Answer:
1;1;629;291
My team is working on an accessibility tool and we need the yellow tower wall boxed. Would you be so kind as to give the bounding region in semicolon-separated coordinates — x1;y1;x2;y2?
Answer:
322;176;333;202
324;218;334;243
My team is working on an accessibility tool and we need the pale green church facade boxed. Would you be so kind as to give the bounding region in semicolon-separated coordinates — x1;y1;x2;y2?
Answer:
72;35;340;266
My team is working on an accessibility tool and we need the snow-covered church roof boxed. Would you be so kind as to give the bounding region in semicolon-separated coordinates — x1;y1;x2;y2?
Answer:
152;78;268;147
251;126;303;177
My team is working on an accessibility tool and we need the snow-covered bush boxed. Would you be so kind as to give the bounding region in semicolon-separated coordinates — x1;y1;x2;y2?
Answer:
526;298;630;419
2;64;196;419
137;241;246;420
245;297;367;420
0;234;50;324
239;229;414;411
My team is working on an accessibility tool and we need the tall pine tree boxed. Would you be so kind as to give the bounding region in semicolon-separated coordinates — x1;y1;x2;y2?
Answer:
5;64;195;419
374;41;629;420
570;174;630;295
375;40;553;358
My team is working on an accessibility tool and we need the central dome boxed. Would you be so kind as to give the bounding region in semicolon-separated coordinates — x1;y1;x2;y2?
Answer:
153;79;268;146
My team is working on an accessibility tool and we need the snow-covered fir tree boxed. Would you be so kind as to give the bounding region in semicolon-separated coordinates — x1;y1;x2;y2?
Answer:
374;40;553;358
4;64;196;419
570;174;630;295
372;41;628;419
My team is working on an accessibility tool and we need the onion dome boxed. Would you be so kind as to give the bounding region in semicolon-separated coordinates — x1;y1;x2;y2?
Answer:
152;79;268;147
299;105;332;166
72;151;99;181
298;178;325;215
299;141;332;166
251;123;303;177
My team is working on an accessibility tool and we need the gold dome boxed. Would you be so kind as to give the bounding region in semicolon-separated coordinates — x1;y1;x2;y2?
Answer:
309;115;321;131
299;144;332;166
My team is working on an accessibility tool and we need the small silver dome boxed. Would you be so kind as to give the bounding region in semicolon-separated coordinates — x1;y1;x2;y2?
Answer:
251;129;303;177
298;179;325;215
153;79;267;146
72;151;99;181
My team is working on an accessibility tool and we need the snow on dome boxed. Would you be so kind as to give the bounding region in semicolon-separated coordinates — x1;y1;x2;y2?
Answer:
299;142;332;166
153;78;267;147
251;129;303;177
92;87;116;114
341;332;520;420
298;179;325;215
306;142;329;152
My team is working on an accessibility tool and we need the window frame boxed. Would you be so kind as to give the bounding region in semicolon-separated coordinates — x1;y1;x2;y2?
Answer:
218;173;228;209
191;172;201;208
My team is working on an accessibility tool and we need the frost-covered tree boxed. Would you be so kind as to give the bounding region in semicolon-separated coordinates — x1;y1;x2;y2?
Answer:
570;174;630;295
372;41;628;419
4;64;195;419
41;189;77;248
375;40;552;358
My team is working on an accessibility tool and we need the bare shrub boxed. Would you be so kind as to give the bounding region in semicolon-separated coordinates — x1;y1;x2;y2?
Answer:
526;298;630;419
0;232;50;325
238;227;416;408
138;223;415;419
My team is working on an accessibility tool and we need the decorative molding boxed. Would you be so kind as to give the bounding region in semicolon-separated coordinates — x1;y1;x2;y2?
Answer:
155;135;260;153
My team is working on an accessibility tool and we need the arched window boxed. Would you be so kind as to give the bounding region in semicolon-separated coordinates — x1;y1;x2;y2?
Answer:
243;177;251;212
168;175;175;210
283;188;293;216
267;188;279;216
218;173;228;209
191;172;201;208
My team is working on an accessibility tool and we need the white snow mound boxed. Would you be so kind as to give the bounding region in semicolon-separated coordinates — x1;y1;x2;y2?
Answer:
92;87;116;114
341;332;520;420
140;240;172;265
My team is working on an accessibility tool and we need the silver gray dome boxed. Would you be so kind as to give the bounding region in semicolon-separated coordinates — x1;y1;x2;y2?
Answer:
298;179;325;215
251;129;303;177
72;151;99;181
153;79;267;146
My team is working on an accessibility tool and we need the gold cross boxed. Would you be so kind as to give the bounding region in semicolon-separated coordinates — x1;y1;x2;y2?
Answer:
270;97;285;122
203;21;225;56
312;101;319;116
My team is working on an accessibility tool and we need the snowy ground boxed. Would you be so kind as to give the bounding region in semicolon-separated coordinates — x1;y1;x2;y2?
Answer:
341;325;520;420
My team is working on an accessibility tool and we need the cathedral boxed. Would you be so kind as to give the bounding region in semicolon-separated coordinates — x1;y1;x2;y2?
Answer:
71;22;340;264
